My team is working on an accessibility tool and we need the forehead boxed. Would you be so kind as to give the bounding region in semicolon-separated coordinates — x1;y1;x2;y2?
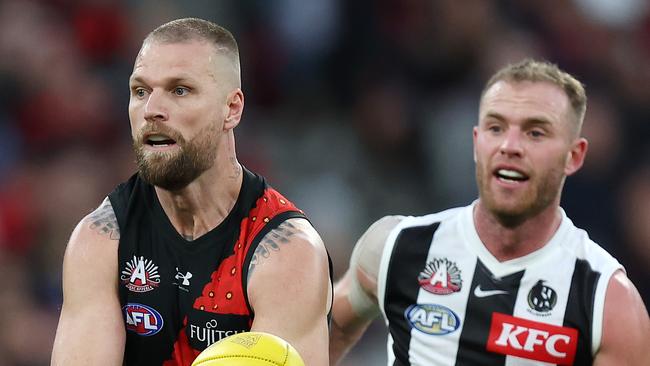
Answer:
479;80;571;123
130;40;219;82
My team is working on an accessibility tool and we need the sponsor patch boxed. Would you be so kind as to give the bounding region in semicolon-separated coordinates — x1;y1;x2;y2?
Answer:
121;255;160;293
527;280;557;316
187;309;250;349
487;312;578;365
418;258;462;295
124;303;164;336
405;304;461;335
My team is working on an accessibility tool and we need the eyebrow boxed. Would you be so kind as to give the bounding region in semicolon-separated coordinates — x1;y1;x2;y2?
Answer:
483;112;553;126
129;75;198;86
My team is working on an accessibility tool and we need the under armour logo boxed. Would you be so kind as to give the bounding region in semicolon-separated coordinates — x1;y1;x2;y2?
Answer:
175;268;193;286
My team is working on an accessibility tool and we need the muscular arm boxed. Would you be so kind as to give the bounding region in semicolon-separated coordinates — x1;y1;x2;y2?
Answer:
593;270;650;366
329;215;403;365
247;218;331;366
51;198;125;366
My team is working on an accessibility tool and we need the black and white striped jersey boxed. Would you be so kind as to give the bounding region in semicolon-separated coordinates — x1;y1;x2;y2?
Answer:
377;203;622;366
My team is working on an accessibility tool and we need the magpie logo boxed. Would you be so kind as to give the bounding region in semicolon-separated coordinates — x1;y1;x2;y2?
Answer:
527;280;557;315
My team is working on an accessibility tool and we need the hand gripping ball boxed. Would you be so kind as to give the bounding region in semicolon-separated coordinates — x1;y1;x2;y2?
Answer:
191;332;305;366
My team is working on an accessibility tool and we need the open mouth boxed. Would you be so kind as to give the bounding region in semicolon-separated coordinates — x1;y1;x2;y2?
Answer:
494;168;529;183
145;134;177;147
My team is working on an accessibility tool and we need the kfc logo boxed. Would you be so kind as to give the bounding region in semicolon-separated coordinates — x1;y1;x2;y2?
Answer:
487;313;578;365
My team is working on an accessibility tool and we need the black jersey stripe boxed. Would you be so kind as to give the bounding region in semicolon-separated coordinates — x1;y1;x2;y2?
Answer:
384;222;441;366
455;260;524;366
563;258;600;366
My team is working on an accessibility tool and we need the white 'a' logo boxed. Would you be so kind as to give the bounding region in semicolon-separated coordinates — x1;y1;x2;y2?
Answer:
429;261;448;287
130;259;147;284
121;255;160;293
418;257;462;295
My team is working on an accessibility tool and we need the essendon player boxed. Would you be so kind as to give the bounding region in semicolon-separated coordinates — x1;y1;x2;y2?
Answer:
51;18;331;366
330;60;650;365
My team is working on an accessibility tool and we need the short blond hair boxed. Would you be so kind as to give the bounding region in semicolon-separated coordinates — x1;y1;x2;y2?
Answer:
481;59;587;134
143;18;241;86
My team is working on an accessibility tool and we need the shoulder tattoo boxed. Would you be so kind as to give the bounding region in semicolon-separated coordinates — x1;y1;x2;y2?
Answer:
88;199;120;240
248;220;298;280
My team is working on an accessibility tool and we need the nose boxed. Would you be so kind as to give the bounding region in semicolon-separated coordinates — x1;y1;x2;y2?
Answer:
499;129;523;157
144;90;168;123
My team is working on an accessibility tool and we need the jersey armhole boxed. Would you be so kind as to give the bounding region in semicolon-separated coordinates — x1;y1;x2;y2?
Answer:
241;210;308;317
591;265;623;355
377;220;408;320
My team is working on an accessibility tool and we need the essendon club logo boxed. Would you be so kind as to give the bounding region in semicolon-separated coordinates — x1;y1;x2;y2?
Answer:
418;258;462;295
121;255;160;293
487;313;578;365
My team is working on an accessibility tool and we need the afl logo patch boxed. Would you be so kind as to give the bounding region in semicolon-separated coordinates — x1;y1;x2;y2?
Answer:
418;258;462;295
121;255;161;293
405;304;461;335
527;280;557;315
124;303;164;336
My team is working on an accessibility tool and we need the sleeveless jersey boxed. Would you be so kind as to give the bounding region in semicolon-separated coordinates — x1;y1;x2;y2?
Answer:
377;203;622;366
108;168;307;366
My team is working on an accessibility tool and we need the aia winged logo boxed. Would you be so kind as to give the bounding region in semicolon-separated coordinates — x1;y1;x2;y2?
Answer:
121;255;161;293
418;258;462;295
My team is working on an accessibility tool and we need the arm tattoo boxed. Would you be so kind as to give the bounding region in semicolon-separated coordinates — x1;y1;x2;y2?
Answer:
88;199;120;240
248;220;298;280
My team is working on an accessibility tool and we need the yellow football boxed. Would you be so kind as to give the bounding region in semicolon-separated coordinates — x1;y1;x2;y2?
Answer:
191;331;305;366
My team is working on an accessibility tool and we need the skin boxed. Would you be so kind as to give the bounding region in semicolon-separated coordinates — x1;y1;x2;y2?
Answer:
329;80;650;365
52;39;331;366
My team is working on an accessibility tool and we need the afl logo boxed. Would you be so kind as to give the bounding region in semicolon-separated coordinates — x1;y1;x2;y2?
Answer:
527;280;557;314
124;303;164;336
405;304;461;335
121;255;160;293
418;258;462;295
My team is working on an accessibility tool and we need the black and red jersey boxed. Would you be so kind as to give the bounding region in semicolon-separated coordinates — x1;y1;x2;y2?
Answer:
108;168;307;366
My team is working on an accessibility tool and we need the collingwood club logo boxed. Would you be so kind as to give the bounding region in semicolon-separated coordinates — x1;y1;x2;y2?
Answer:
527;280;557;315
418;258;462;295
121;256;160;292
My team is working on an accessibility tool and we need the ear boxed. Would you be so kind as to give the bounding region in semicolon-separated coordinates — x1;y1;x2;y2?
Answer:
472;126;479;163
223;88;244;131
564;137;588;176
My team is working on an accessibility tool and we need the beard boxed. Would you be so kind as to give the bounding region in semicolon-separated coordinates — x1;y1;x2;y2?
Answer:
475;160;565;227
133;123;218;191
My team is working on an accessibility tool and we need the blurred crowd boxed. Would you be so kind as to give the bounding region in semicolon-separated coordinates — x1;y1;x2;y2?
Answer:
0;0;648;365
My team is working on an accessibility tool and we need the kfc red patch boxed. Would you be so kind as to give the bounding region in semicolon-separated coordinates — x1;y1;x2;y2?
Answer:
487;312;578;365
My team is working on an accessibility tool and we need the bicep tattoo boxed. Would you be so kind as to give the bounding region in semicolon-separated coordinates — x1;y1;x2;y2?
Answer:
248;220;298;280
88;198;120;240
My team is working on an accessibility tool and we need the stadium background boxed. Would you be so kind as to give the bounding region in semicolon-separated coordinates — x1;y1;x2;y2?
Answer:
0;0;648;364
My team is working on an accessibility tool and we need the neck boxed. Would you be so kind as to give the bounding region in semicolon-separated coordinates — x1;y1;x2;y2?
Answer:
155;137;242;241
473;200;562;261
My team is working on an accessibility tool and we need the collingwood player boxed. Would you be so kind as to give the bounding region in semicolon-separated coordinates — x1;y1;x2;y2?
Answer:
329;59;650;365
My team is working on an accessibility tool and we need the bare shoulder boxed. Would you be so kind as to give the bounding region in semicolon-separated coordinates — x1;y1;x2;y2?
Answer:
248;217;327;281
53;197;124;365
64;197;120;289
594;270;650;365
352;215;404;286
246;217;330;308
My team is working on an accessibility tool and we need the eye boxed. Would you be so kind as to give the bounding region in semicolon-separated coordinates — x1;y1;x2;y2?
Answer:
529;129;545;138
487;124;502;133
173;87;189;96
132;87;148;98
